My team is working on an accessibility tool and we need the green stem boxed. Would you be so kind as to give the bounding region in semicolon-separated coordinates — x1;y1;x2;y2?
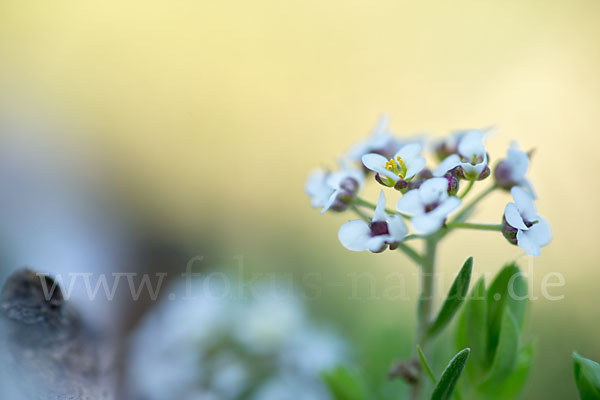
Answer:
449;184;497;225
446;222;502;231
350;204;371;223
396;242;424;265
458;180;474;199
411;237;437;400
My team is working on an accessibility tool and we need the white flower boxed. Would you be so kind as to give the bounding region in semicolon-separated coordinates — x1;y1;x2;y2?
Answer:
434;130;489;180
305;167;364;213
361;143;426;186
494;142;536;197
338;190;408;252
345;114;401;162
396;178;461;235
503;187;551;257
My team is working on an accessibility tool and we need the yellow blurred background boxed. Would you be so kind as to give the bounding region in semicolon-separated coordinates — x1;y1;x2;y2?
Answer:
0;0;599;398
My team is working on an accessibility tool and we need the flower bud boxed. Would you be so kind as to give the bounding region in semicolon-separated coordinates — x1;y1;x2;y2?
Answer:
446;174;460;196
501;215;518;245
329;177;360;212
393;178;408;192
477;165;491;181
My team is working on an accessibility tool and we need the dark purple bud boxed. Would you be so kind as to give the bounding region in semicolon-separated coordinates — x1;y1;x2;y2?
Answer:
450;166;465;180
446;175;460;196
493;160;515;190
477;165;491;181
339;177;360;193
501;215;518;245
394;179;408;192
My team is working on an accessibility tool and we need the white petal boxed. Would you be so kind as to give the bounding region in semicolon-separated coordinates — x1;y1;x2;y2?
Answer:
433;154;461;177
506;143;529;181
504;203;528;230
525;217;552;246
516;229;541;257
458;130;486;158
511;186;537;221
431;196;460;219
520;178;538;200
412;214;445;235
460;160;486;179
338;220;372;251
395;142;422;159
396;190;424;215
321;190;340;214
367;236;388;253
387;216;408;242
373;190;387;222
372;113;390;136
361;153;398;181
418;178;449;205
327;167;364;189
404;156;426;180
305;169;333;208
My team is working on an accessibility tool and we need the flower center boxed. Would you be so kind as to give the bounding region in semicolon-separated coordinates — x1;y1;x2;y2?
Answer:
370;221;389;236
385;156;407;179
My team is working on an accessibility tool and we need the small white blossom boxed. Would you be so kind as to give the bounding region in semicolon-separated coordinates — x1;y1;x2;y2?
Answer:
494;142;536;197
434;130;489;180
396;178;461;235
338;190;408;252
361;143;426;186
503;187;551;257
305;167;364;213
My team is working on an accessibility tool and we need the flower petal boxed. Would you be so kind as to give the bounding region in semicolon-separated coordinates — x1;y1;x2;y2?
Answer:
395;143;422;159
387;216;408;242
418;178;449;205
404;156;426;180
338;220;372;251
431;196;461;218
305;169;333;208
367;236;388;253
320;190;339;214
412;214;445;235
504;202;528;230
516;229;541;257
511;186;537;221
505;142;530;181
433;154;461;177
458;130;486;158
373;190;388;222
361;153;398;181
526;217;552;246
396;190;423;215
326;167;364;189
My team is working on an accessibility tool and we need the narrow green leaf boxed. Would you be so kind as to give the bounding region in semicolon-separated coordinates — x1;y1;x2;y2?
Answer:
428;257;473;338
486;263;527;365
431;348;471;400
321;366;367;400
417;345;437;384
484;341;535;399
479;308;520;390
456;277;487;382
573;351;600;400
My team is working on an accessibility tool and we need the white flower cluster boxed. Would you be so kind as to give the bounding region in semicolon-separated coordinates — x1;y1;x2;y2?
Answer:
305;115;552;256
127;277;347;400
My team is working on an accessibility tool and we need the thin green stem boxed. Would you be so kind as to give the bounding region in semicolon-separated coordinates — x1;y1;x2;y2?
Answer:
396;242;424;265
458;180;474;199
350;205;370;223
449;184;497;225
446;222;502;231
416;345;436;384
410;237;437;400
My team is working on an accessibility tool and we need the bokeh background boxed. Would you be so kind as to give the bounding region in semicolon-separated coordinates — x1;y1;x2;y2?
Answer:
0;0;599;398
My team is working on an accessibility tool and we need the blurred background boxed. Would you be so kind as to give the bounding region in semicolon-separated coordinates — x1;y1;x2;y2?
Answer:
0;0;599;398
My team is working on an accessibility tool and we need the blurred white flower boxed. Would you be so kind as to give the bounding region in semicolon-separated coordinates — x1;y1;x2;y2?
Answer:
494;142;536;197
434;130;489;180
338;190;407;252
502;187;551;257
305;167;364;213
396;178;460;235
344;114;401;162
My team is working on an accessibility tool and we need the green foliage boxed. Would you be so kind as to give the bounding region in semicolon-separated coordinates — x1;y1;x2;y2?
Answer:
431;348;470;400
428;257;473;338
322;366;369;400
573;352;600;400
455;262;533;398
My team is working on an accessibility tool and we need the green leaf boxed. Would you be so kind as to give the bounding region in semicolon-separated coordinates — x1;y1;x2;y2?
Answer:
486;263;527;365
479;308;520;390
417;345;437;384
456;277;487;382
431;348;471;400
428;257;473;338
573;351;600;400
485;341;535;399
322;366;368;400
